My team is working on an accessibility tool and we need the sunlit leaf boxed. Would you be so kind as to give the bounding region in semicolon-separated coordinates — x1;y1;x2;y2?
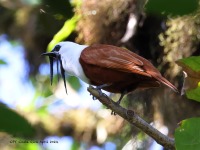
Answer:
186;87;200;102
175;118;200;150
36;105;48;118
176;56;200;99
41;87;53;97
0;59;7;65
15;141;42;150
0;104;35;137
145;0;198;16
47;15;80;52
177;56;200;73
67;76;81;91
71;140;81;150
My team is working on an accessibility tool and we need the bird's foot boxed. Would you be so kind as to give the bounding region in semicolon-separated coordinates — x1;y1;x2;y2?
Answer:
90;84;109;100
111;110;117;115
110;92;126;115
90;93;97;100
110;101;120;115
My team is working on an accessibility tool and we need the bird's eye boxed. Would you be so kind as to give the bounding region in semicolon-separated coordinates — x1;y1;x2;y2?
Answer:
54;45;61;52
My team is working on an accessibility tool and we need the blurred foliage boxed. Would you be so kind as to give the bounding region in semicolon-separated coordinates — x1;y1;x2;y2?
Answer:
175;118;200;150
1;0;200;149
67;76;81;91
0;59;7;65
75;0;140;45
0;0;74;75
47;15;80;51
156;9;200;148
177;56;200;101
186;87;200;102
177;56;200;72
15;142;42;150
175;55;200;149
158;15;200;79
145;0;199;16
0;103;35;138
42;0;73;19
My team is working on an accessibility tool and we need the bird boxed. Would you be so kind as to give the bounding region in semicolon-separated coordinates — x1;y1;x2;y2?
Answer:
42;41;178;104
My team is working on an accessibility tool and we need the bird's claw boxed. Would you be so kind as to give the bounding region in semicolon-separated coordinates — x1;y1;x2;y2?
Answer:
92;96;97;100
111;111;117;115
110;101;121;115
90;86;108;100
90;93;97;100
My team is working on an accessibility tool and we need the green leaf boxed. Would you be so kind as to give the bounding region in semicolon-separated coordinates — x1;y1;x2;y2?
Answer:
47;15;80;52
186;87;200;102
67;76;81;91
36;105;48;118
42;0;73;19
175;118;200;150
176;56;200;100
71;139;81;150
15;142;42;150
145;0;199;16
177;56;200;73
0;104;35;137
0;59;7;65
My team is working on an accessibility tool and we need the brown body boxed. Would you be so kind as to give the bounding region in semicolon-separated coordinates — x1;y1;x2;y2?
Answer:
79;44;178;93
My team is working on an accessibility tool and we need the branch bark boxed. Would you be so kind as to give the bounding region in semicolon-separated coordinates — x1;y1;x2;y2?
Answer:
87;86;175;150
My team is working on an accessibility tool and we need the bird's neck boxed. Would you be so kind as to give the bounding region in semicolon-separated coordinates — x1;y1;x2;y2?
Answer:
60;44;90;84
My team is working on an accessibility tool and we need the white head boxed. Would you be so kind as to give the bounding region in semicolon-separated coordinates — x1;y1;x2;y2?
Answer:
42;41;89;92
55;42;88;76
56;41;84;53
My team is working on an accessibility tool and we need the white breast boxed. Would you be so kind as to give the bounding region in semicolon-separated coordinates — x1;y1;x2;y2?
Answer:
58;42;90;84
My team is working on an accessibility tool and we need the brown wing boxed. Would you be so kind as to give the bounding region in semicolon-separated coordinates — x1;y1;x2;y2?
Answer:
81;44;152;77
80;44;178;92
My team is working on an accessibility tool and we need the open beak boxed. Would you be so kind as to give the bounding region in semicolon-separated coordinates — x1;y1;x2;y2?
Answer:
41;52;58;58
41;51;67;94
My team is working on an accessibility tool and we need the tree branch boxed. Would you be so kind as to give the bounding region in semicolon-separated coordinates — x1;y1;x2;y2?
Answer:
87;86;175;150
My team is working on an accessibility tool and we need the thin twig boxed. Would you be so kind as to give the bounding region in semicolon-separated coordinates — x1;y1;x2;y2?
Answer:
87;86;175;150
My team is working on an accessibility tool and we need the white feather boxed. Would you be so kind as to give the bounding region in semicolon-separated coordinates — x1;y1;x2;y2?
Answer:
57;42;90;84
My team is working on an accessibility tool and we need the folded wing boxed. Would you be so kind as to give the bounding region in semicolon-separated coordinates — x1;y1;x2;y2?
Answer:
80;44;178;92
81;44;152;77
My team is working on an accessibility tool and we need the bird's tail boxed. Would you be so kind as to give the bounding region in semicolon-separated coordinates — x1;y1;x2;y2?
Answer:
151;73;179;93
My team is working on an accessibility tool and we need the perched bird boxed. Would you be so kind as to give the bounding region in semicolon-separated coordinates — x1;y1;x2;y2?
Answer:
42;41;178;104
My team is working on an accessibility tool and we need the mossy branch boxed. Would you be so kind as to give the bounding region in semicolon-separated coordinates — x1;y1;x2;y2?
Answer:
87;85;175;150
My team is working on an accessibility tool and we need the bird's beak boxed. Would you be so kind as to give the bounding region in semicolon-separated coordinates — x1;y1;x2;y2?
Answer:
41;50;67;94
41;51;60;86
41;51;60;58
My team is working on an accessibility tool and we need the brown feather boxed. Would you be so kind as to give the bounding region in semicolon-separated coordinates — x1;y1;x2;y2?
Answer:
80;44;178;93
